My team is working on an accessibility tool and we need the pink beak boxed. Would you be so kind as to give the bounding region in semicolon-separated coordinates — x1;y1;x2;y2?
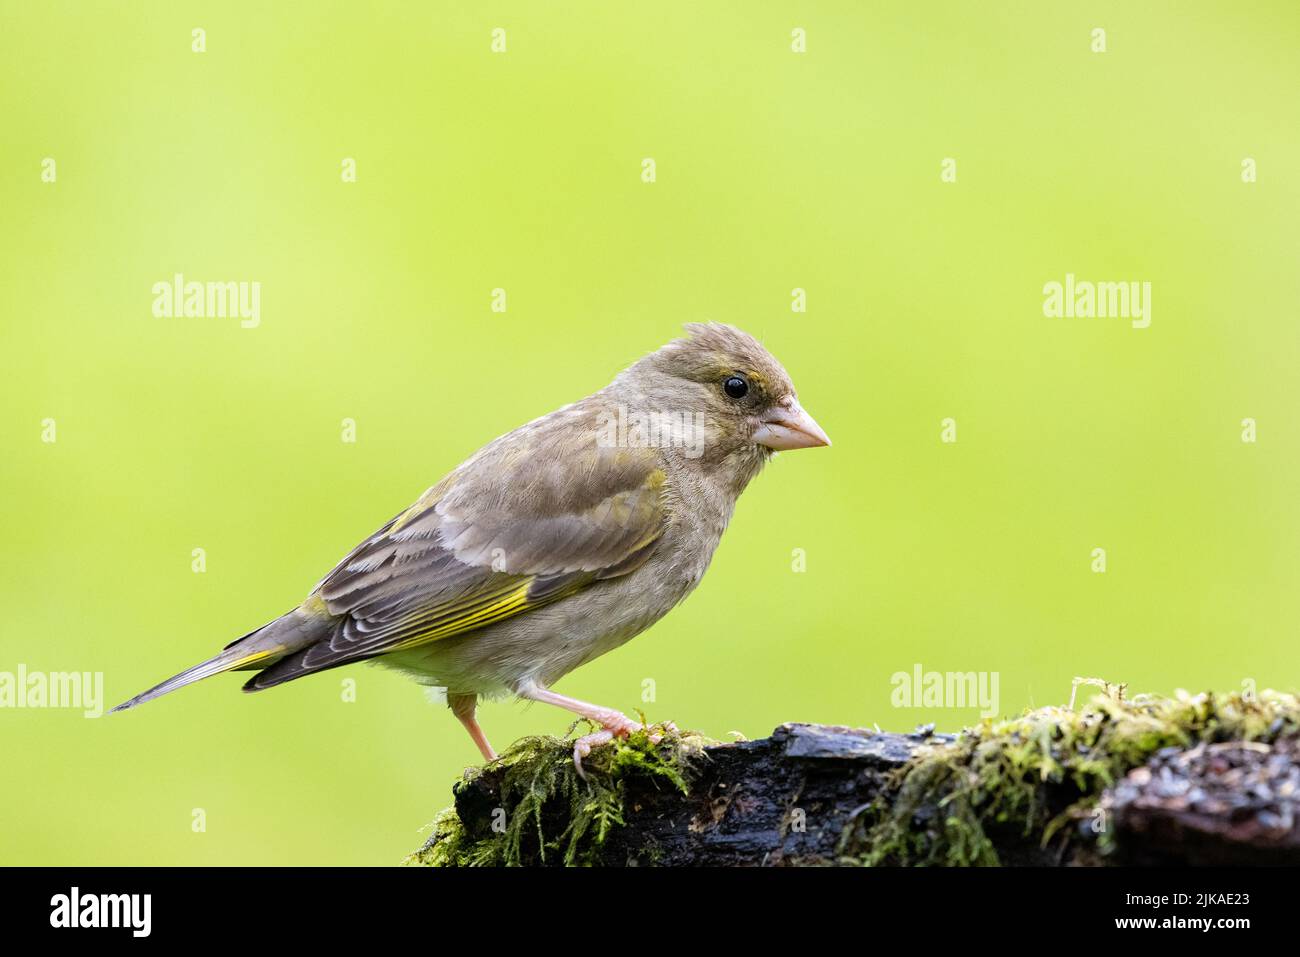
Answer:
752;397;832;451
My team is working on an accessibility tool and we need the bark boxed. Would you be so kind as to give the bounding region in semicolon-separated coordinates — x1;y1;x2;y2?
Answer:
1104;736;1300;866
433;721;1300;866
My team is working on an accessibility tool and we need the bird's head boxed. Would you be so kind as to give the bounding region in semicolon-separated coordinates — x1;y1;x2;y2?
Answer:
610;323;830;478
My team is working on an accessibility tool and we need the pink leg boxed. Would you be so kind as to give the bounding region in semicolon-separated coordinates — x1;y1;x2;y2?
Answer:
449;692;498;763
517;684;672;778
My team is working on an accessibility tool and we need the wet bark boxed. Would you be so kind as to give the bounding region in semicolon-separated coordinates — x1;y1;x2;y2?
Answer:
441;722;1300;866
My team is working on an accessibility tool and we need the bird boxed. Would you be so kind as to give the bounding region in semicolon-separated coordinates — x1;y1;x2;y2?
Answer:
111;323;831;773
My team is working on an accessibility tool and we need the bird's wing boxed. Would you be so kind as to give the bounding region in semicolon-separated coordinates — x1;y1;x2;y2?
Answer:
245;409;667;690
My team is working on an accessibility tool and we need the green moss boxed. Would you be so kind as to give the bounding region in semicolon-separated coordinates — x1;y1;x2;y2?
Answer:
845;686;1300;866
409;686;1300;867
406;723;711;867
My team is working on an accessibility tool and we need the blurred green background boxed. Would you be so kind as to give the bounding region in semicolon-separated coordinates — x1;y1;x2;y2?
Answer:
2;1;1298;865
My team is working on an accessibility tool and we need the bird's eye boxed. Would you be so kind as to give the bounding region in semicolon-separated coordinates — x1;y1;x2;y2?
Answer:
723;375;749;399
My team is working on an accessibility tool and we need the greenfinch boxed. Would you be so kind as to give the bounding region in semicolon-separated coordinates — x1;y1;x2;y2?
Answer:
112;323;830;771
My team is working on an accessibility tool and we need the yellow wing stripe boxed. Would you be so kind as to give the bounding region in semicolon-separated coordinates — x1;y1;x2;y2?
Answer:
379;577;529;636
390;581;535;651
231;648;277;667
225;647;282;673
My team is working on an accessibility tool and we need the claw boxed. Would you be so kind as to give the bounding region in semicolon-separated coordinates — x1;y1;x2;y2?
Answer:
572;729;615;779
571;714;675;779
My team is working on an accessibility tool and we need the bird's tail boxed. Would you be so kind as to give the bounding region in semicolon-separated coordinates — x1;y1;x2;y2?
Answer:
109;604;327;713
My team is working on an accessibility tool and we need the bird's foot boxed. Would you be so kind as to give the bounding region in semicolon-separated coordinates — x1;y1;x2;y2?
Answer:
572;714;678;779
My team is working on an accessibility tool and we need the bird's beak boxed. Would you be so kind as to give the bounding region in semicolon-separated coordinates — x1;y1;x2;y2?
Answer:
752;398;832;451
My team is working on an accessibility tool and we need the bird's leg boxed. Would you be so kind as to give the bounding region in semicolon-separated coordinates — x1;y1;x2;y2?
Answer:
517;684;671;778
449;692;497;763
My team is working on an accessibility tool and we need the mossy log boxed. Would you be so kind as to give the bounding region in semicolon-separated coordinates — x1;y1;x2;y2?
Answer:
409;690;1300;867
